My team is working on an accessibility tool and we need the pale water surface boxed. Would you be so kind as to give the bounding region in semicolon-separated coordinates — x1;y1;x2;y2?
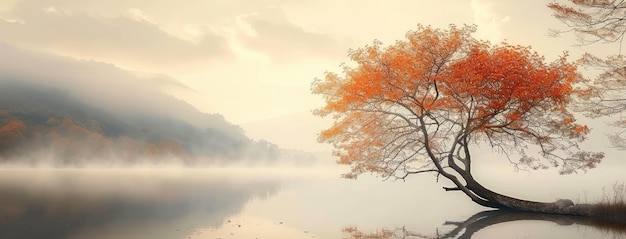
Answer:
0;168;623;239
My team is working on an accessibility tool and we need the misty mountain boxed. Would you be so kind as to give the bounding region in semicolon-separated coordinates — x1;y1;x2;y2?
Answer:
0;42;311;166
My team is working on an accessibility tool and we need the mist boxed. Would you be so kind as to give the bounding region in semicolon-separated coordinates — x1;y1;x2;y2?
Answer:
0;42;315;167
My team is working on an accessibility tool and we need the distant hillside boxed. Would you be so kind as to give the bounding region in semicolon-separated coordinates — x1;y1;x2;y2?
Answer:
0;42;314;166
0;80;283;166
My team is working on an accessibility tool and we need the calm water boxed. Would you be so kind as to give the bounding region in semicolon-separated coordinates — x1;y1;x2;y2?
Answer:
0;168;623;239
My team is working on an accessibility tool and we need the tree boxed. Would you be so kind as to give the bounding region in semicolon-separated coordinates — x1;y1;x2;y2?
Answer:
548;0;626;45
0;119;27;155
312;25;604;214
576;53;626;148
549;1;626;149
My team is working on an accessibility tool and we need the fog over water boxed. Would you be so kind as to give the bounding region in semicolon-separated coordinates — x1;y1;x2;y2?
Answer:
0;1;625;238
0;168;623;239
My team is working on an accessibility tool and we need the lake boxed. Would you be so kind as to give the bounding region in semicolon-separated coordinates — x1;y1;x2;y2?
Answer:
0;168;623;239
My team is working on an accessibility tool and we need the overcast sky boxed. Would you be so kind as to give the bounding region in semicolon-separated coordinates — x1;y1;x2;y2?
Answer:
0;0;619;152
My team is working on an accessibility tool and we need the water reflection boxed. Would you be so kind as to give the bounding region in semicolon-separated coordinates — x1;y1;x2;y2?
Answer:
0;169;280;239
343;210;626;239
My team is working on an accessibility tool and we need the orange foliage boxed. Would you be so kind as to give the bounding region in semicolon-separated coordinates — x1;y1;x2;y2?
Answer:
145;140;185;156
0;119;26;137
342;226;398;239
447;45;579;131
574;125;589;133
0;119;27;153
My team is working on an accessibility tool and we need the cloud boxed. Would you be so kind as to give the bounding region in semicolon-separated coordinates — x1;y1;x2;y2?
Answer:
0;0;347;70
470;0;511;43
232;6;351;62
0;42;185;119
0;2;231;71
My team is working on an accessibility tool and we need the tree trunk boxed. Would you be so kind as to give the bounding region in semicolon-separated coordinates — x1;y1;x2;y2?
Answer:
461;175;593;216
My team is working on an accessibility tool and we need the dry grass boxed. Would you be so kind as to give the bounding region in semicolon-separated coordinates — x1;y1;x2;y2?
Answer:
587;183;626;238
590;183;626;223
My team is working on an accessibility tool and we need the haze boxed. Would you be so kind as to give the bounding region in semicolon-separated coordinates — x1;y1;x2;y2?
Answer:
0;0;607;152
2;1;626;238
0;0;623;168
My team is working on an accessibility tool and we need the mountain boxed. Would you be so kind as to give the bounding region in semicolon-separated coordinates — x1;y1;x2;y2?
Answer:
0;43;288;166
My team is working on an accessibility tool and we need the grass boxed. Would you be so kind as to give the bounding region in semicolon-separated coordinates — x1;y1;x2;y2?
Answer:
590;183;626;223
586;183;626;238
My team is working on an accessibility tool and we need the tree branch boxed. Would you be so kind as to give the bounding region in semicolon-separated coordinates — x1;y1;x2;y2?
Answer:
443;187;462;191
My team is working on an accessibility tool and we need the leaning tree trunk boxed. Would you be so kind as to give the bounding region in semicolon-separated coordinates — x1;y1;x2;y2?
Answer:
461;174;593;216
431;144;596;217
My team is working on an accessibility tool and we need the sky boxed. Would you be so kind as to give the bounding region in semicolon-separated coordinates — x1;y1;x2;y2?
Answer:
0;0;620;152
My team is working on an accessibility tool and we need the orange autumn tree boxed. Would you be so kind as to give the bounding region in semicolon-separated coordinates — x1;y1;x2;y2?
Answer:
313;25;604;214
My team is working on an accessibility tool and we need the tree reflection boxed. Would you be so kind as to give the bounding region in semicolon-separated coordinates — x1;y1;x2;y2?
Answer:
343;210;626;239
